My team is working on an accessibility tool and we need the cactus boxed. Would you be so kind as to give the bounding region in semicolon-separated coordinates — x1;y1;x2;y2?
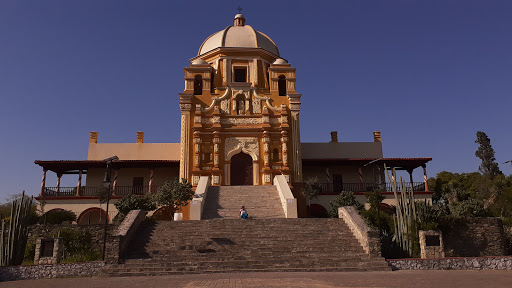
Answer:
0;191;33;266
385;165;418;256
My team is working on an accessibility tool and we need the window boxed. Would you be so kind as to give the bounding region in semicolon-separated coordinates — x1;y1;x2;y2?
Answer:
278;75;287;96
132;177;144;195
272;148;280;161
194;75;202;95
234;68;247;82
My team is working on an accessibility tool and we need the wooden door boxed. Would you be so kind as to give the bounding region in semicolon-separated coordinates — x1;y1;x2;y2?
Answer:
230;152;253;185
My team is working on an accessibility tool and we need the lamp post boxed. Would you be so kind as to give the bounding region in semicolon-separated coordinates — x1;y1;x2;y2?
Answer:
102;155;118;261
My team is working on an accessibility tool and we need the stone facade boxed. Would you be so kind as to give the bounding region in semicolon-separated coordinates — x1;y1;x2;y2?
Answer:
440;217;506;257
387;256;512;270
419;230;445;259
34;237;62;265
0;261;105;281
105;210;146;264
29;224;115;253
338;206;381;257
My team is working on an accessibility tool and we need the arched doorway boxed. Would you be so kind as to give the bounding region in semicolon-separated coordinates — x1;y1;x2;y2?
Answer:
77;207;109;225
230;152;253;185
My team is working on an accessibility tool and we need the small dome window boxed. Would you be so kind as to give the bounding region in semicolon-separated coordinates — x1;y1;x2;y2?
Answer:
278;75;286;96
194;75;203;95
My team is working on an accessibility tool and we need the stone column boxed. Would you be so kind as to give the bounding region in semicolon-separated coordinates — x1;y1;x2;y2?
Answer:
40;169;47;196
281;131;288;168
213;134;221;169
193;133;201;170
422;164;429;191
359;167;364;191
148;169;154;193
112;170;118;195
56;173;62;194
76;169;82;196
179;95;192;181
263;131;270;168
289;96;302;183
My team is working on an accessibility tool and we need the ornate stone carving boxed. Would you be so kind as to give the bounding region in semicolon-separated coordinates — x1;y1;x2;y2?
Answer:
202;86;231;113
201;118;212;124
225;137;259;160
192;175;200;185
220;118;262;125
213;116;220;124
290;103;300;111
201;166;212;171
264;174;271;183
194;115;201;124
220;99;230;114
272;165;282;170
252;99;261;114
213;175;220;185
180;103;192;111
269;118;280;125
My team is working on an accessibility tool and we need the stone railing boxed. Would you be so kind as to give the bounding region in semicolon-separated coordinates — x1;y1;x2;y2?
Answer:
338;206;381;257
189;176;211;220
273;175;297;218
387;256;512;270
105;209;146;264
0;261;105;281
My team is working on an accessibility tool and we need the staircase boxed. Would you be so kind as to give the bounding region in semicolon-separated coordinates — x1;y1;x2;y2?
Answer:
202;185;285;219
101;218;390;277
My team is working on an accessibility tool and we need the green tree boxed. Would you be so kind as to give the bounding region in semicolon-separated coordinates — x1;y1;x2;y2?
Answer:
475;131;502;179
329;192;363;217
155;179;194;216
303;177;322;217
114;194;156;216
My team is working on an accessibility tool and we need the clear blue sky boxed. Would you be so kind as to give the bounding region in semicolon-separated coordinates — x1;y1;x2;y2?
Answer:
1;0;511;201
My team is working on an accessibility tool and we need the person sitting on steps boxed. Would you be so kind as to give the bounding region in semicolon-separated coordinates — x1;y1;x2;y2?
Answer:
240;206;248;219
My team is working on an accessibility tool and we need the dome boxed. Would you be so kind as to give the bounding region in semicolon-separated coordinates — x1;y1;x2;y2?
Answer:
198;14;280;57
191;58;208;65
273;58;288;65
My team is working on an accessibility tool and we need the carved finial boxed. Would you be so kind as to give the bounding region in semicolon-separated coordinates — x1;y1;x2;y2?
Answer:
237;6;243;14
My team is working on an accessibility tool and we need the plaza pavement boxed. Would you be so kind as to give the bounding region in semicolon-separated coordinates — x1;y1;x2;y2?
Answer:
2;270;512;288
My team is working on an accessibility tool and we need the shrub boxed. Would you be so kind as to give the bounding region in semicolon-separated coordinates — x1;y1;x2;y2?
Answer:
450;198;488;218
155;179;194;213
41;209;76;224
329;192;363;217
54;228;101;262
114;194;157;216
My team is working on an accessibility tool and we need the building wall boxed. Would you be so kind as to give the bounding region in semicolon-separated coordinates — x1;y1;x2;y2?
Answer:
88;143;180;160
303;165;381;183
302;142;383;159
85;167;179;187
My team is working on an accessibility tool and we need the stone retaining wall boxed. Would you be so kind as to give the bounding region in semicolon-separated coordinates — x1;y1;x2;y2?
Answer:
387;256;512;270
440;217;506;257
29;224;115;252
338;206;381;257
0;261;105;281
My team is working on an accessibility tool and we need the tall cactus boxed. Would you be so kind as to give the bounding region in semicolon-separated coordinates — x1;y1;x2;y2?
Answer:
385;165;418;256
0;191;33;266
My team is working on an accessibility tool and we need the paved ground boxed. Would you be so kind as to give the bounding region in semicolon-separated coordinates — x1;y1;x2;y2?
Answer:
2;270;512;288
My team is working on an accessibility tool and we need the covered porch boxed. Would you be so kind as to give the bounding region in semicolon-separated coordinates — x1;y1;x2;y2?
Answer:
302;157;432;195
35;160;180;198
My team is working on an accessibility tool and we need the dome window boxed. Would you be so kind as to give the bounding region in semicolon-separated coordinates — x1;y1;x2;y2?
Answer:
194;75;203;95
278;75;287;96
234;67;247;83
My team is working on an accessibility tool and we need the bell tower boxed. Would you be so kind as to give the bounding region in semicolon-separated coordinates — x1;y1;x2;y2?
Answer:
178;14;302;189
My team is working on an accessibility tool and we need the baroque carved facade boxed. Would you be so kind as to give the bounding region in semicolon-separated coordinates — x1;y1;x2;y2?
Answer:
179;14;301;187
